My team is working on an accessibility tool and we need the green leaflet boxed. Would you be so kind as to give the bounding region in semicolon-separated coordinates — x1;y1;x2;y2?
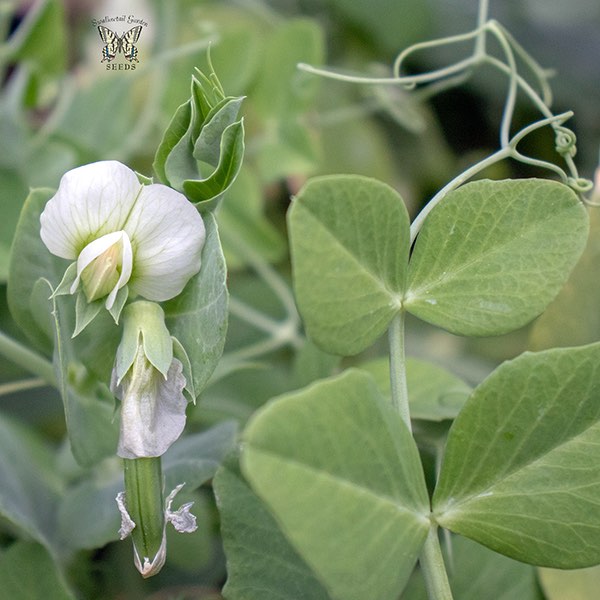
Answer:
434;342;600;568
241;369;430;600
405;179;589;336
289;177;587;357
288;175;410;355
0;542;75;600
7;187;56;354
0;415;63;555
215;454;332;600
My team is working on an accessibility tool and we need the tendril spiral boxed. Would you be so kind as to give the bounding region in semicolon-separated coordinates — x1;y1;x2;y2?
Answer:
555;126;577;158
567;176;593;194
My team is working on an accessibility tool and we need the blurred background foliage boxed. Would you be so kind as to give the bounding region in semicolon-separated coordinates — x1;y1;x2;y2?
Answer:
1;0;599;597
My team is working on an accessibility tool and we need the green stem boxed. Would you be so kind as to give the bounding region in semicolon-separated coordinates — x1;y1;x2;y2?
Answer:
388;312;411;431
0;378;47;397
228;296;304;348
420;525;454;600
0;330;56;386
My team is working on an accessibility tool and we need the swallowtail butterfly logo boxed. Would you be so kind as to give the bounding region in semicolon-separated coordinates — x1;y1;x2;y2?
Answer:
97;25;142;63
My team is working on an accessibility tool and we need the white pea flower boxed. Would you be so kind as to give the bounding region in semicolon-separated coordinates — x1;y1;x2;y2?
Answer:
40;160;205;327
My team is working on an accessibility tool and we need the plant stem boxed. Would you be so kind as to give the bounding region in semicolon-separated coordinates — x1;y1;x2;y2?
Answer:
0;378;47;397
0;330;56;386
229;296;304;348
420;525;454;600
388;312;411;431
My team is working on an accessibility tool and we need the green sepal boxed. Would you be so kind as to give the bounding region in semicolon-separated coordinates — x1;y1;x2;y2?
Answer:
73;293;103;338
30;278;54;346
172;336;195;403
71;285;128;337
136;171;154;185
191;60;227;122
114;301;173;384
107;285;129;325
52;261;77;297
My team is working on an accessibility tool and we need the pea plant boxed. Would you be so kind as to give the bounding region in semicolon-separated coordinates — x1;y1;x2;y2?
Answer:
220;2;600;600
0;0;599;598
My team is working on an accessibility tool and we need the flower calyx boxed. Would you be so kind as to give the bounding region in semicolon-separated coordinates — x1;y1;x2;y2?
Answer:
111;301;191;460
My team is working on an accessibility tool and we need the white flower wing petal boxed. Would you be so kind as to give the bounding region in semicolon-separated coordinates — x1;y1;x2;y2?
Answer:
107;232;133;309
40;161;142;259
124;184;205;301
167;501;197;533
165;484;198;533
115;491;136;539
117;358;188;459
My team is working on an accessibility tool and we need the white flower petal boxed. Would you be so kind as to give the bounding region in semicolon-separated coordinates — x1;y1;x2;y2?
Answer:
69;230;133;309
106;233;133;309
115;491;136;540
70;230;126;290
40;161;142;259
134;532;167;579
124;183;205;301
115;357;188;459
165;483;197;533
